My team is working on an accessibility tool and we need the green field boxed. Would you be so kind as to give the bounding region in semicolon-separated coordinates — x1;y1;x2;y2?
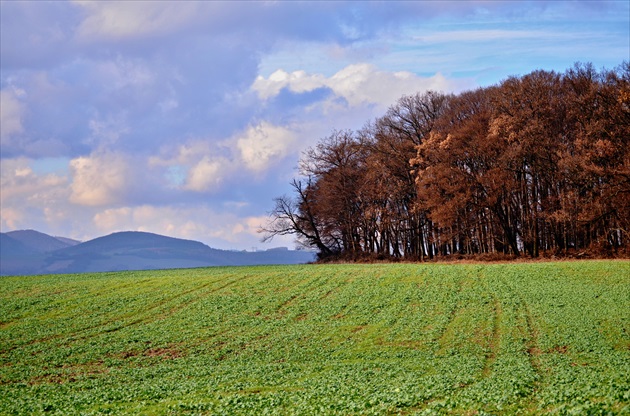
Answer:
1;261;629;415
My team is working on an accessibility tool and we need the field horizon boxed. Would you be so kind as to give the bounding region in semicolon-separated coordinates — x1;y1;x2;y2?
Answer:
1;260;629;414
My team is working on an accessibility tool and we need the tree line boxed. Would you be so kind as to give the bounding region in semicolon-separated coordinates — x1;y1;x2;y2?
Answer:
262;63;630;260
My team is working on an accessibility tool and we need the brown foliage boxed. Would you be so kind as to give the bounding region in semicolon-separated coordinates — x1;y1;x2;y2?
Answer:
263;62;630;260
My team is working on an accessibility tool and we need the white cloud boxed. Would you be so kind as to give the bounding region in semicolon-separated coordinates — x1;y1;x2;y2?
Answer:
152;140;214;167
252;63;463;109
92;207;130;231
0;88;26;142
0;158;70;231
0;207;23;230
185;156;232;192
236;122;296;173
252;69;326;100
149;139;235;192
73;0;203;40
69;151;132;206
0;158;68;203
330;64;454;107
148;122;298;192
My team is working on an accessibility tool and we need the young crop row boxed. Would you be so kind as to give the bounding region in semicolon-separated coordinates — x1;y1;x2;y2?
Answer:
1;261;629;414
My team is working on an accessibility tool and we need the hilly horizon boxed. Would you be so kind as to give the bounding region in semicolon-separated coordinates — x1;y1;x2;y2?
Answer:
5;229;80;252
0;230;315;276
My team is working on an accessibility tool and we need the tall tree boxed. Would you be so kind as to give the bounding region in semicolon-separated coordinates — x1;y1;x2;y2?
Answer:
263;63;628;260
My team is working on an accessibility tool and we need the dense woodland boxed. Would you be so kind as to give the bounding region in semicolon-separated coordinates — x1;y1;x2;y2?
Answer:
262;63;630;260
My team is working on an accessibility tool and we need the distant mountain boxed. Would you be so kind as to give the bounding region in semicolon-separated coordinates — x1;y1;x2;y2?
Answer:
5;229;76;252
56;231;208;256
53;236;81;246
0;233;47;275
1;233;37;256
0;230;314;276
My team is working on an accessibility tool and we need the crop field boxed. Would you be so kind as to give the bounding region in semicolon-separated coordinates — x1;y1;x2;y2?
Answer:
1;261;629;415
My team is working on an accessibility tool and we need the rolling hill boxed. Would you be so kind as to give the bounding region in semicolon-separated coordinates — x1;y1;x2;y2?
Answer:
0;233;48;276
4;229;79;252
0;230;315;276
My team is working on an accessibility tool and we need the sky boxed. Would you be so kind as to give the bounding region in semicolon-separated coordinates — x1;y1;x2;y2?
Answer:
1;1;628;250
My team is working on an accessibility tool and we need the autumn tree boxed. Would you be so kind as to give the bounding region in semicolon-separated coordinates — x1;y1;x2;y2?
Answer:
366;91;450;259
263;62;628;260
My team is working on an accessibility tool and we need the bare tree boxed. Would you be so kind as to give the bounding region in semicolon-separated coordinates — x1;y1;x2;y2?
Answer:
260;178;334;257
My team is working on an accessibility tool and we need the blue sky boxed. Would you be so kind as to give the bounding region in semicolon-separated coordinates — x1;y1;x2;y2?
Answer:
1;0;628;250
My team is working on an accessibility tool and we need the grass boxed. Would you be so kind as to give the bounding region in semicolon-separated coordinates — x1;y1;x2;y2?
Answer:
1;261;629;415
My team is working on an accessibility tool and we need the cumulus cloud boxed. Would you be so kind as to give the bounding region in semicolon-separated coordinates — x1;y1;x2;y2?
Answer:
148;121;298;193
236;122;297;173
149;138;233;192
73;0;203;40
0;88;26;142
69;151;133;206
0;158;71;231
252;70;327;100
0;158;68;204
331;64;456;107
185;156;232;192
0;207;23;231
253;63;463;109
